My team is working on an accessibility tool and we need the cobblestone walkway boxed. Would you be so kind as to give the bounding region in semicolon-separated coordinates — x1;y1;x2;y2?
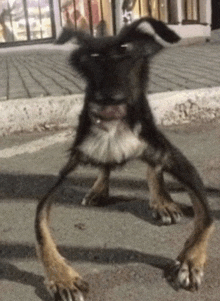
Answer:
1;41;220;100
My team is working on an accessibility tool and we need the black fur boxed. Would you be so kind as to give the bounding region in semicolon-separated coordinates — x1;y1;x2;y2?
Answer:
36;18;213;298
54;18;211;197
62;18;179;167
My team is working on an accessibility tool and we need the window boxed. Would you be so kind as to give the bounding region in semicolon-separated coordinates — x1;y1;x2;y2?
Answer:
132;0;169;23
59;0;113;36
0;0;55;44
183;0;199;23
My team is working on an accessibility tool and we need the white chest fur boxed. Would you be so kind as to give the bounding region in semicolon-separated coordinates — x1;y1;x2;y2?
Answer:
78;120;146;164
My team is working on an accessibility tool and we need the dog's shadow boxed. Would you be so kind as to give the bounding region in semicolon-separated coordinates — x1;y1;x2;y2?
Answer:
0;261;53;301
60;183;195;226
94;194;194;222
0;174;218;299
0;246;179;301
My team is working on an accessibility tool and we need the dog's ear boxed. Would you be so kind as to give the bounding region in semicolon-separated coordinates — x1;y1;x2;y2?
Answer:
119;17;180;55
55;27;92;46
55;27;76;44
136;17;180;44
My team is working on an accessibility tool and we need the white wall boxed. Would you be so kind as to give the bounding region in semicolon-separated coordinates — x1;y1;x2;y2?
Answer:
171;0;211;40
169;24;211;40
116;0;211;41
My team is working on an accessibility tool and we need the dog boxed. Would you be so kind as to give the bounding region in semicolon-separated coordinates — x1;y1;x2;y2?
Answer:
35;17;214;300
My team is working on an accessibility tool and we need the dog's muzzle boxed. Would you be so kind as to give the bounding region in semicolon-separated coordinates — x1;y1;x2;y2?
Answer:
89;102;127;128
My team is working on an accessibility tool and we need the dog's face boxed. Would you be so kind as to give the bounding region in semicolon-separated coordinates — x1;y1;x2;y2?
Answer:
71;37;152;106
57;18;180;121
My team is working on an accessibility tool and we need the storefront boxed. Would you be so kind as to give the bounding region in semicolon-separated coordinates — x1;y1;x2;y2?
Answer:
122;0;211;43
59;0;114;35
0;0;212;46
0;0;56;45
0;0;115;45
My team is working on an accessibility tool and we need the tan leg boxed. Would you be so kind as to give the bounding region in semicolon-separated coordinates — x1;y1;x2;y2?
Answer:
82;165;110;206
143;136;214;290
35;152;89;300
146;163;182;224
165;155;214;290
174;190;214;291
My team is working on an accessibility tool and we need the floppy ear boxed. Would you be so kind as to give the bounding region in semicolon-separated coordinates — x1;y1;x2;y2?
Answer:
136;17;180;44
55;27;92;46
119;17;180;55
55;27;76;44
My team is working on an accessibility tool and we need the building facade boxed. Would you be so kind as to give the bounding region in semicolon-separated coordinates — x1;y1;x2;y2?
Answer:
0;0;212;46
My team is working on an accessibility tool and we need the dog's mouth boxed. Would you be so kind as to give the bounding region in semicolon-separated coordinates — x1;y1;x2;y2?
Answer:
89;103;127;124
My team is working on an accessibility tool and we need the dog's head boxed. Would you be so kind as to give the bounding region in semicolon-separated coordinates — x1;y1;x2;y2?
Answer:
57;18;180;121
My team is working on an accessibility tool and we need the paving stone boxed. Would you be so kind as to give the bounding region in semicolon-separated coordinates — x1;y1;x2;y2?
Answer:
1;40;220;100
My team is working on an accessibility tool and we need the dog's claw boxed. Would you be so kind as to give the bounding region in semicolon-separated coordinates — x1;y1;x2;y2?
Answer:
150;201;182;225
82;191;108;206
167;260;204;291
47;278;89;301
52;285;87;301
54;287;85;301
74;277;89;293
177;262;203;291
81;195;103;206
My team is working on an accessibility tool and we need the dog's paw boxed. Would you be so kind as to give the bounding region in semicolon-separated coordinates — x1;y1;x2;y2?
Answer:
41;256;89;301
149;200;182;225
81;195;104;206
166;223;214;291
177;261;204;291
81;190;108;206
46;277;89;301
168;260;204;291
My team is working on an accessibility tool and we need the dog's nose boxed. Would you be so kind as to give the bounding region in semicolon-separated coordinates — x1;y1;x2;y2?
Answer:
94;91;126;104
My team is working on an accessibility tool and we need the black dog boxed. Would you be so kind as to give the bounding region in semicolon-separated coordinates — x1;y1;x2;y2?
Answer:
35;18;214;300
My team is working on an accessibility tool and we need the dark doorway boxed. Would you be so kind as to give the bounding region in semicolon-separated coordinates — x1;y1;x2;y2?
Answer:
212;0;220;30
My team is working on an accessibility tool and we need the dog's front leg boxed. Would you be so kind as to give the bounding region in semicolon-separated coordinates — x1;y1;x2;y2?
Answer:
146;163;182;224
163;147;214;291
82;165;110;206
144;141;214;291
35;152;89;301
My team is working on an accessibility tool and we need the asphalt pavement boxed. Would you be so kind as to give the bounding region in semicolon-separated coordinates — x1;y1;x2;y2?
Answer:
0;31;220;301
0;120;220;301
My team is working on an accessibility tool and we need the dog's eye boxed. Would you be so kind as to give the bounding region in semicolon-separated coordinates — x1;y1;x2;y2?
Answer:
80;53;100;62
110;43;133;59
90;53;100;58
120;43;133;54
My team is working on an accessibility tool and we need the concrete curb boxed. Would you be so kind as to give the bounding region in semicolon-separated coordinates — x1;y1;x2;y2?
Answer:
150;86;220;125
0;95;84;136
0;43;75;53
1;87;220;136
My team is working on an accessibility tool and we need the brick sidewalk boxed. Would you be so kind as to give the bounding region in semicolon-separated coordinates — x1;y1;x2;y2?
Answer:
1;41;220;101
